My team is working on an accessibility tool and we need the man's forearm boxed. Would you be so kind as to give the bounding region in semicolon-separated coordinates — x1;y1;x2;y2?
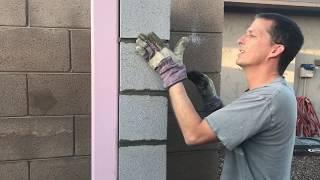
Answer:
168;82;217;145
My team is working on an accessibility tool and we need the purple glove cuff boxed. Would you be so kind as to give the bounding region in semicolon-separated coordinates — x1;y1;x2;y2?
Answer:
203;96;223;113
156;57;187;89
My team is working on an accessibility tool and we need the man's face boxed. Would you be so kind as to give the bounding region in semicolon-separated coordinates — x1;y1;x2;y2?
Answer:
236;18;275;68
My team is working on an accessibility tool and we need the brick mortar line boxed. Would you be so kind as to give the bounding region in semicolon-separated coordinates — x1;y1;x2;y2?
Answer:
0;72;91;74
120;90;168;97
0;25;26;28
73;116;76;156
28;161;31;180
68;30;73;72
26;0;30;27
26;74;29;116
0;155;91;163
29;26;91;30
119;139;167;147
0;115;90;118
0;26;91;31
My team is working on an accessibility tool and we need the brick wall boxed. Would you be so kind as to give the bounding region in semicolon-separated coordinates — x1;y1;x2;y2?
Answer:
0;0;91;179
119;0;170;180
168;0;224;179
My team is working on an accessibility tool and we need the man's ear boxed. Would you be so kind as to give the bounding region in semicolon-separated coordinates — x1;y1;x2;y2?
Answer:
269;44;285;58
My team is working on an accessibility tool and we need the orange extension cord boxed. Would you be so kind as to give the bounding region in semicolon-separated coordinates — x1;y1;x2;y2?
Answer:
296;96;320;137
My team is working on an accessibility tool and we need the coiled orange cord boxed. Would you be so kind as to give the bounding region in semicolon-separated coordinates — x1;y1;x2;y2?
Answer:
296;96;320;137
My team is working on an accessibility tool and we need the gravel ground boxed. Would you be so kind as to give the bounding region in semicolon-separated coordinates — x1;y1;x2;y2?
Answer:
216;147;320;180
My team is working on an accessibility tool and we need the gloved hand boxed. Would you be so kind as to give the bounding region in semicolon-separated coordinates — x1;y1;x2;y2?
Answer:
135;32;189;89
187;71;223;113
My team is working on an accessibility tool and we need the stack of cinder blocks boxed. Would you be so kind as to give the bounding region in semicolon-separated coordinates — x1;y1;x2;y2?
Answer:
0;0;91;179
119;0;170;180
167;0;224;179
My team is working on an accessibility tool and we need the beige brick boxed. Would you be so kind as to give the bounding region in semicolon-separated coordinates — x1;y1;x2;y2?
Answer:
0;161;28;180
0;28;69;72
75;115;91;155
0;0;26;26
0;116;73;160
30;157;90;180
120;0;170;39
30;0;90;28
120;42;165;91
28;74;91;115
119;146;166;180
71;30;91;72
119;95;167;140
0;74;27;116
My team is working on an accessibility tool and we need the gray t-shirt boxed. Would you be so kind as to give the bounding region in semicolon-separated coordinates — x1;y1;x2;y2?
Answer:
206;77;297;180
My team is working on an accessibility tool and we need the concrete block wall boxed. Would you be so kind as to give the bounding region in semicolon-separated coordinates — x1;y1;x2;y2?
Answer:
168;0;224;179
119;0;170;179
0;0;91;179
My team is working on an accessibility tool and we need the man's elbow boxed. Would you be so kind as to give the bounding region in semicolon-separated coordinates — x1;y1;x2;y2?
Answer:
184;132;218;146
184;134;209;146
184;135;198;146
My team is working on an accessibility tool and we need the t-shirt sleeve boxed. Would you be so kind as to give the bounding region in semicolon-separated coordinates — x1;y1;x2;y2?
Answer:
205;93;272;150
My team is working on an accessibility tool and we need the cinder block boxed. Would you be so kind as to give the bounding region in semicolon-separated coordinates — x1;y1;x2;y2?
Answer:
0;0;26;26
30;0;90;28
0;116;73;161
119;95;167;140
0;75;27;116
167;112;223;152
171;0;223;32
119;145;166;180
120;0;170;39
0;161;28;180
168;73;221;113
170;32;222;73
28;74;91;115
30;157;90;180
0;28;69;72
71;30;91;72
167;151;219;180
120;42;165;91
75;115;91;155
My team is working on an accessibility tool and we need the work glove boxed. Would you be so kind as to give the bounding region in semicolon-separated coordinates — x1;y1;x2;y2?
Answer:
187;71;224;114
135;32;189;89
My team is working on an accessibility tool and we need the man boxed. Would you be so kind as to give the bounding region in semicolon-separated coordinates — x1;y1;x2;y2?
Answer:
136;13;304;180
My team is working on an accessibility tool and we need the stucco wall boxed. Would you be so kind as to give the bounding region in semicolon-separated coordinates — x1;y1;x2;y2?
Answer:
0;0;91;179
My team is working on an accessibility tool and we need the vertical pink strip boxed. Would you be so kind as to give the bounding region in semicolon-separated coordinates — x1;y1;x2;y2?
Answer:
91;0;118;180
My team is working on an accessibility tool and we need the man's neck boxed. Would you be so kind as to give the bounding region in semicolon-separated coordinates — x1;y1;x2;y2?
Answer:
244;67;280;90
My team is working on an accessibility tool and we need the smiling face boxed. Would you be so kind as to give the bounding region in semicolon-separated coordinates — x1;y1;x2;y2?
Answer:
236;18;276;69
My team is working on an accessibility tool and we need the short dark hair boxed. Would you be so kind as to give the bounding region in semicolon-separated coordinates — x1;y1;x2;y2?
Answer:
255;13;304;76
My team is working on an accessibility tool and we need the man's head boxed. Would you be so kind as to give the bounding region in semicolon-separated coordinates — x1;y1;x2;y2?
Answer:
237;13;304;76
